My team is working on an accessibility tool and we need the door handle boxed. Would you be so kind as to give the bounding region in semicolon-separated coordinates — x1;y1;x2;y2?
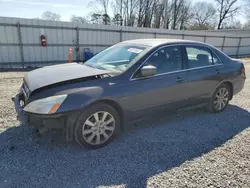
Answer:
216;69;220;74
176;77;184;83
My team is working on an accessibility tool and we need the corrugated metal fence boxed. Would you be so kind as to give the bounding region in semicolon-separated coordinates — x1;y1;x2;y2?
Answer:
1;16;250;68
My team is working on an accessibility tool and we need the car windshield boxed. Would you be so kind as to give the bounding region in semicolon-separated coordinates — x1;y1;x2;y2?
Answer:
84;44;147;72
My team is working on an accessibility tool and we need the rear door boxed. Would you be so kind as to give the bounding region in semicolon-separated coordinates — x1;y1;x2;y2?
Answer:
183;45;225;105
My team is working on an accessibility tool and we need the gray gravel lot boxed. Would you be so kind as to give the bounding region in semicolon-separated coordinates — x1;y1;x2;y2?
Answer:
0;63;250;188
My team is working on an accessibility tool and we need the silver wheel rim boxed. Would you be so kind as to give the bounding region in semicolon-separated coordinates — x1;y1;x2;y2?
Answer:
82;111;115;145
214;87;229;111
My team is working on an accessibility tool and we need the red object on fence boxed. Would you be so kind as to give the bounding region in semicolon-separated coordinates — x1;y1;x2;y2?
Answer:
41;35;46;47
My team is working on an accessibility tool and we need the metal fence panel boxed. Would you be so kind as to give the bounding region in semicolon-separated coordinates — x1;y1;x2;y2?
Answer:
6;26;18;43
240;38;250;46
0;16;250;68
79;30;119;45
239;46;250;55
183;36;205;42
122;33;155;40
224;38;240;46
1;46;20;61
0;26;18;44
223;47;238;56
206;37;223;46
23;46;36;62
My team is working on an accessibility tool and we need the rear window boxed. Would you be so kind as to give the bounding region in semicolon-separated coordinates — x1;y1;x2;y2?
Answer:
186;46;213;68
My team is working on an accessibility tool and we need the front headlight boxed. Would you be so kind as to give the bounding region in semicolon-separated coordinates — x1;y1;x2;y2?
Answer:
23;94;67;114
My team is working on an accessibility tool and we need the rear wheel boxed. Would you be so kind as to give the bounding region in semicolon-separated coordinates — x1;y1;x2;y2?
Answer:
74;103;120;149
207;83;231;113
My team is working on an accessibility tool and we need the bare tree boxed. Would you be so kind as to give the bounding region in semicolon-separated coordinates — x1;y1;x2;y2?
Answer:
171;0;182;29
112;13;123;25
243;20;250;28
70;15;86;23
214;0;240;29
178;1;193;30
153;2;165;28
192;1;216;27
162;0;173;29
88;0;195;29
245;0;250;19
224;20;242;29
90;13;102;24
41;11;61;21
137;0;146;27
123;0;139;26
90;0;110;15
111;0;124;25
102;14;111;24
160;0;192;30
143;0;158;27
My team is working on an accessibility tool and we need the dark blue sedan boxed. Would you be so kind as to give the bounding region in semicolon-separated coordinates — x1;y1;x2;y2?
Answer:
13;39;246;149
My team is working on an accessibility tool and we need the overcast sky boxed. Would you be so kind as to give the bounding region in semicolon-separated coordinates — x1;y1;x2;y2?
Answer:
0;0;246;22
0;0;93;21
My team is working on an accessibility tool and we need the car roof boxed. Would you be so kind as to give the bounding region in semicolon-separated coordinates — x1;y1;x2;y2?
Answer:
121;39;207;47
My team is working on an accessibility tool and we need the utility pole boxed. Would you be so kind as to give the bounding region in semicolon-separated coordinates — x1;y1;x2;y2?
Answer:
164;0;168;29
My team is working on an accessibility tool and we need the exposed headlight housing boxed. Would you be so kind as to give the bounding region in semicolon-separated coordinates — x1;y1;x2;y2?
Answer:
23;94;67;114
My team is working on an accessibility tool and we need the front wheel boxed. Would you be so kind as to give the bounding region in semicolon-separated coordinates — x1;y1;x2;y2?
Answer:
207;83;231;113
74;103;120;149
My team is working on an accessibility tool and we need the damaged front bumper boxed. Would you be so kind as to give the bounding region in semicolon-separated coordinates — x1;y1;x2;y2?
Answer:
12;93;26;124
12;93;66;130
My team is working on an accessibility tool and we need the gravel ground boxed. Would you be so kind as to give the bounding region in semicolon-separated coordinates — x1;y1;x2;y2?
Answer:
0;64;250;188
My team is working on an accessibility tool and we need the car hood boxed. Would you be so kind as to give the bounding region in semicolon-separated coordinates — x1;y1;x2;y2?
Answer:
24;63;110;92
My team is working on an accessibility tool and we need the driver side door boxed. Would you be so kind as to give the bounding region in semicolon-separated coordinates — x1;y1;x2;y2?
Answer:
119;45;190;118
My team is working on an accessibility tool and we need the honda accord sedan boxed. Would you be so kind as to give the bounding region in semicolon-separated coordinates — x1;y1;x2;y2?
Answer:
12;39;246;149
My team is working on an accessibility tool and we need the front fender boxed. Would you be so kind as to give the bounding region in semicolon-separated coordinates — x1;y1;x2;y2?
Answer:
56;86;104;113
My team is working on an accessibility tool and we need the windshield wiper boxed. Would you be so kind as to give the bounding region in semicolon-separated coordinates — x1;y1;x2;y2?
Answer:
84;64;94;68
99;59;129;64
85;64;103;70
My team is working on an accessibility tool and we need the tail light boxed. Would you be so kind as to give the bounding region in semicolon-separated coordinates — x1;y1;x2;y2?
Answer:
241;64;245;74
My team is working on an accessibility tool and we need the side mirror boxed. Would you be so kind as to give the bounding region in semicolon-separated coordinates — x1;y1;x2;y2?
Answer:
140;65;157;77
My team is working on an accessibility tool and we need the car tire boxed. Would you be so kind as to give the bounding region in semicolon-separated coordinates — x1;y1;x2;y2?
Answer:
74;103;120;149
207;83;231;113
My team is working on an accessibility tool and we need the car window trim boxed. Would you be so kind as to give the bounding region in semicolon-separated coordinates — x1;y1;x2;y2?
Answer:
184;64;224;72
210;49;223;64
208;47;223;64
130;43;224;81
130;64;223;81
131;69;187;81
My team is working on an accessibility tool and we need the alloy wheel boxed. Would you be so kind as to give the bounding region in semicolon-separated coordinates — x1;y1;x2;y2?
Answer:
214;87;229;111
82;111;115;145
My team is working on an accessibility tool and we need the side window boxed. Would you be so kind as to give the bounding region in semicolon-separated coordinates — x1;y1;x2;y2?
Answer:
145;46;182;74
186;46;213;68
211;51;222;64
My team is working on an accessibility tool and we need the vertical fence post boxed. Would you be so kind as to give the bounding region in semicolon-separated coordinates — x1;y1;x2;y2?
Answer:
221;36;226;52
154;32;157;38
17;22;24;68
203;35;207;43
76;26;80;62
120;29;123;42
236;37;242;58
